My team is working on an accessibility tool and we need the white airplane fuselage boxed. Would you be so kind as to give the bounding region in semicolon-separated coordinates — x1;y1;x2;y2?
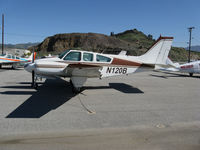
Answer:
0;53;33;69
25;51;149;78
157;58;200;76
179;61;200;74
24;36;173;91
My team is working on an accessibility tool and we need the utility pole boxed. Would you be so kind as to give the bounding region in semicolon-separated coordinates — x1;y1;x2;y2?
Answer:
2;14;4;55
188;27;195;63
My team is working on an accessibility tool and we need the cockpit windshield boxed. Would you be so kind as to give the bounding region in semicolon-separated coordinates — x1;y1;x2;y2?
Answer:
58;50;70;59
6;55;12;58
63;51;81;61
0;54;6;57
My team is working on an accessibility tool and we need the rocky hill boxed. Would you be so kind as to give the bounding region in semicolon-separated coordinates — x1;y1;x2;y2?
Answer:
29;29;200;62
114;29;155;49
29;31;145;56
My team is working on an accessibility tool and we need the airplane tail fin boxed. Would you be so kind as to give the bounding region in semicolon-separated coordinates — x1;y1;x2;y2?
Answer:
138;36;173;65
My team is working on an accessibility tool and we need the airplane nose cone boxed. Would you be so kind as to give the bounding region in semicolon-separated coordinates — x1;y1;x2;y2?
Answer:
24;63;35;72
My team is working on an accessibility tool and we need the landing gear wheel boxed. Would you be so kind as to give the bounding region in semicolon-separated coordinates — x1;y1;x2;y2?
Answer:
70;79;81;93
12;64;17;69
70;79;73;87
189;73;193;77
33;83;38;90
72;87;81;93
31;70;38;89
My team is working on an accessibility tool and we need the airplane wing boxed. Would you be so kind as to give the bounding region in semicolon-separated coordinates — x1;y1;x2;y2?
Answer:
0;61;23;64
60;63;103;92
64;63;102;78
0;58;28;64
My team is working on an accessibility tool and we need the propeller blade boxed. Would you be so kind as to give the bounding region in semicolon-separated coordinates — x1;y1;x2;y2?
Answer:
31;51;36;87
32;51;36;63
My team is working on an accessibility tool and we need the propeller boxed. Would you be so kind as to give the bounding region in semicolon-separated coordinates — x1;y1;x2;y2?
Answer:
31;51;36;88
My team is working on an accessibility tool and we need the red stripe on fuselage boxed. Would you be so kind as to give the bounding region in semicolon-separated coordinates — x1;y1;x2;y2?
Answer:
180;64;193;69
0;58;21;62
111;58;141;66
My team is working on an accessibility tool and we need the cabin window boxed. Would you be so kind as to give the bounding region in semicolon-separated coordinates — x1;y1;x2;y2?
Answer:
59;50;70;59
96;54;111;62
83;52;93;61
64;51;81;61
6;55;11;58
16;57;20;59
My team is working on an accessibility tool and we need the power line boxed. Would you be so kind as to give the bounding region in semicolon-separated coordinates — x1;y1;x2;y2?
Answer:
188;27;195;63
193;38;200;43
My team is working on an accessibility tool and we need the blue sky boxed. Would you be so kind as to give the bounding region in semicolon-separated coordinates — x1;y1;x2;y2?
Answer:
0;0;200;47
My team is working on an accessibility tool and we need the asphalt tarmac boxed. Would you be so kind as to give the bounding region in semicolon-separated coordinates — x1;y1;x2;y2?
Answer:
0;68;200;150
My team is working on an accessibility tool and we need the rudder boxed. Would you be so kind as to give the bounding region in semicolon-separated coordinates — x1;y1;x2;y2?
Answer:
138;36;173;65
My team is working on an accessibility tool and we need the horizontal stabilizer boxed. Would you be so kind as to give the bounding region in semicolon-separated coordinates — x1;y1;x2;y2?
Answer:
118;51;127;56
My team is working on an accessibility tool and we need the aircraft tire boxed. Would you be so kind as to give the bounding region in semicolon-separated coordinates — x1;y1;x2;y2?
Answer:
12;64;17;69
189;73;193;77
72;87;81;94
33;83;38;90
70;79;81;93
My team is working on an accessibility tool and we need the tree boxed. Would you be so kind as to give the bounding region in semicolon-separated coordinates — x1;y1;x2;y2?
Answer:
147;34;153;40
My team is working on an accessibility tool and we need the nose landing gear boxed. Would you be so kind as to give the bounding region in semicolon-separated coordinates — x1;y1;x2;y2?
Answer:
31;70;38;89
70;77;87;93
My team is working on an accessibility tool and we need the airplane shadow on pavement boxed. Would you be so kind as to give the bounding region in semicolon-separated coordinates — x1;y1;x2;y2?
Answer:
109;83;143;94
1;79;143;118
5;79;76;118
83;83;143;94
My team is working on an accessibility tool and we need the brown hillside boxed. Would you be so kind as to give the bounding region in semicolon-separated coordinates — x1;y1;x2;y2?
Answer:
29;32;148;56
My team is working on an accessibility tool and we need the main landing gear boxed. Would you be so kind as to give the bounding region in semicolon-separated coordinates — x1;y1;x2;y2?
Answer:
70;77;87;93
32;81;38;89
189;73;193;77
12;64;17;69
70;79;81;93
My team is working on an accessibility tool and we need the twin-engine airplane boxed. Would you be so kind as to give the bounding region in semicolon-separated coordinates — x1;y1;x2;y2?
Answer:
0;53;34;69
157;58;200;77
24;36;173;92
